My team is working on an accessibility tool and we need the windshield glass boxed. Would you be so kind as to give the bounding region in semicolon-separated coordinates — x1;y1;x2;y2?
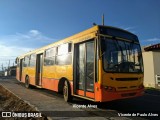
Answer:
101;38;143;73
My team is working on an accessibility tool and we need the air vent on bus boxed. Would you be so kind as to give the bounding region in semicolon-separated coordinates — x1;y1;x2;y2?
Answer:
130;86;137;88
116;78;138;81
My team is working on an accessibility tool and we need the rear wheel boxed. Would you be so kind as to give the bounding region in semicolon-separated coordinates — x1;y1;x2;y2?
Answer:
63;80;72;102
25;76;30;88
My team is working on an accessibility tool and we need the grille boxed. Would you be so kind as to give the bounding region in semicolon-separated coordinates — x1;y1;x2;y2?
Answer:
116;78;138;81
121;93;136;97
118;87;128;89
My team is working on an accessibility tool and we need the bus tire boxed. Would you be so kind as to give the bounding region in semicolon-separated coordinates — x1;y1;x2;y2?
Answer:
25;76;30;88
63;80;72;102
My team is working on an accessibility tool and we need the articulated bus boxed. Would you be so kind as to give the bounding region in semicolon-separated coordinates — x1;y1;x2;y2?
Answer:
16;25;144;102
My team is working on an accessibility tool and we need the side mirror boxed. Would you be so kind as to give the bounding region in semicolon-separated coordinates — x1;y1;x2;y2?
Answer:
15;57;18;64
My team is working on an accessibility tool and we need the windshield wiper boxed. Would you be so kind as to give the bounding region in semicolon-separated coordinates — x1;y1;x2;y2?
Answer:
115;39;125;62
100;51;105;58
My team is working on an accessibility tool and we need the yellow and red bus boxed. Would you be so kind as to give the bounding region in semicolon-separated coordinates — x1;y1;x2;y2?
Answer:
16;25;144;102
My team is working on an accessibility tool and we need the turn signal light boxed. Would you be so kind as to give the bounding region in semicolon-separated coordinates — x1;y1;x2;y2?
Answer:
104;86;116;92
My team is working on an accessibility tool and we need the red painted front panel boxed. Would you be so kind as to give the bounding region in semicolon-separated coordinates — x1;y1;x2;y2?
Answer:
94;82;144;102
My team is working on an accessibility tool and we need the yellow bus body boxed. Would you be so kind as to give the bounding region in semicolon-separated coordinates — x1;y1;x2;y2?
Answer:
16;25;144;102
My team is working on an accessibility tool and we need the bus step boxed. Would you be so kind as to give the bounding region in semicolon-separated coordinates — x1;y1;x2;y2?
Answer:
36;85;42;88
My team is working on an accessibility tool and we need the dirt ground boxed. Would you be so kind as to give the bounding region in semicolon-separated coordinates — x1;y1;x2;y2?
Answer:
0;85;47;120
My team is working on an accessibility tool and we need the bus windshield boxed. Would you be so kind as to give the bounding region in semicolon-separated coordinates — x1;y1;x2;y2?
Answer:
101;38;143;73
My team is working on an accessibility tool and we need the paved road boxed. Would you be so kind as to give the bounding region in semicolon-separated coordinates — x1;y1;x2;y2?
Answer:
0;77;160;120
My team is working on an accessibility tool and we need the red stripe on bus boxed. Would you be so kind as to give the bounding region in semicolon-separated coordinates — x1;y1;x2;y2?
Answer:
77;90;84;96
86;92;94;99
42;78;59;92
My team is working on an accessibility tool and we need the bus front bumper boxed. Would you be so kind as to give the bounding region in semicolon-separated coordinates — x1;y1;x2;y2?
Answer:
95;84;144;102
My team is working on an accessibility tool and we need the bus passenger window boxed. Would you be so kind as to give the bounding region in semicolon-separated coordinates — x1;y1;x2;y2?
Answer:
23;56;29;67
56;43;72;65
68;43;72;52
57;43;68;55
29;54;36;67
56;54;72;65
44;47;56;66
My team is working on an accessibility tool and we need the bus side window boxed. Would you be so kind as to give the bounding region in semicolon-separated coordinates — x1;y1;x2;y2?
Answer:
57;43;68;55
29;54;36;67
56;43;72;65
24;56;29;67
44;47;56;66
68;43;72;52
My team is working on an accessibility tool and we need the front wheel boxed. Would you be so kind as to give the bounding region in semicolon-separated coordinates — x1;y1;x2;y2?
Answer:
63;80;72;102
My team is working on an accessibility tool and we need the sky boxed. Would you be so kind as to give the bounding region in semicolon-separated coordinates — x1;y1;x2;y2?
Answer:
0;0;160;70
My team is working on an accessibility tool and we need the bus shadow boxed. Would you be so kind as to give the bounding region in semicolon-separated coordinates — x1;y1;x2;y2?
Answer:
16;80;160;113
28;85;160;112
71;95;160;119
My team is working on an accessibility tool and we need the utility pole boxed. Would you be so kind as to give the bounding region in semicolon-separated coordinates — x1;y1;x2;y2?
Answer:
8;60;10;69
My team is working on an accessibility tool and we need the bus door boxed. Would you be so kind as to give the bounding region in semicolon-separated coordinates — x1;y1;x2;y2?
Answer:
19;58;23;81
36;53;43;86
74;40;95;99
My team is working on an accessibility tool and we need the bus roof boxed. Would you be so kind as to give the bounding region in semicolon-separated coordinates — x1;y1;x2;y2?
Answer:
17;25;137;58
17;25;99;58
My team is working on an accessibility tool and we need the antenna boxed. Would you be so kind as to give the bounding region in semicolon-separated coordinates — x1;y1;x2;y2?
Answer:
102;14;104;26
